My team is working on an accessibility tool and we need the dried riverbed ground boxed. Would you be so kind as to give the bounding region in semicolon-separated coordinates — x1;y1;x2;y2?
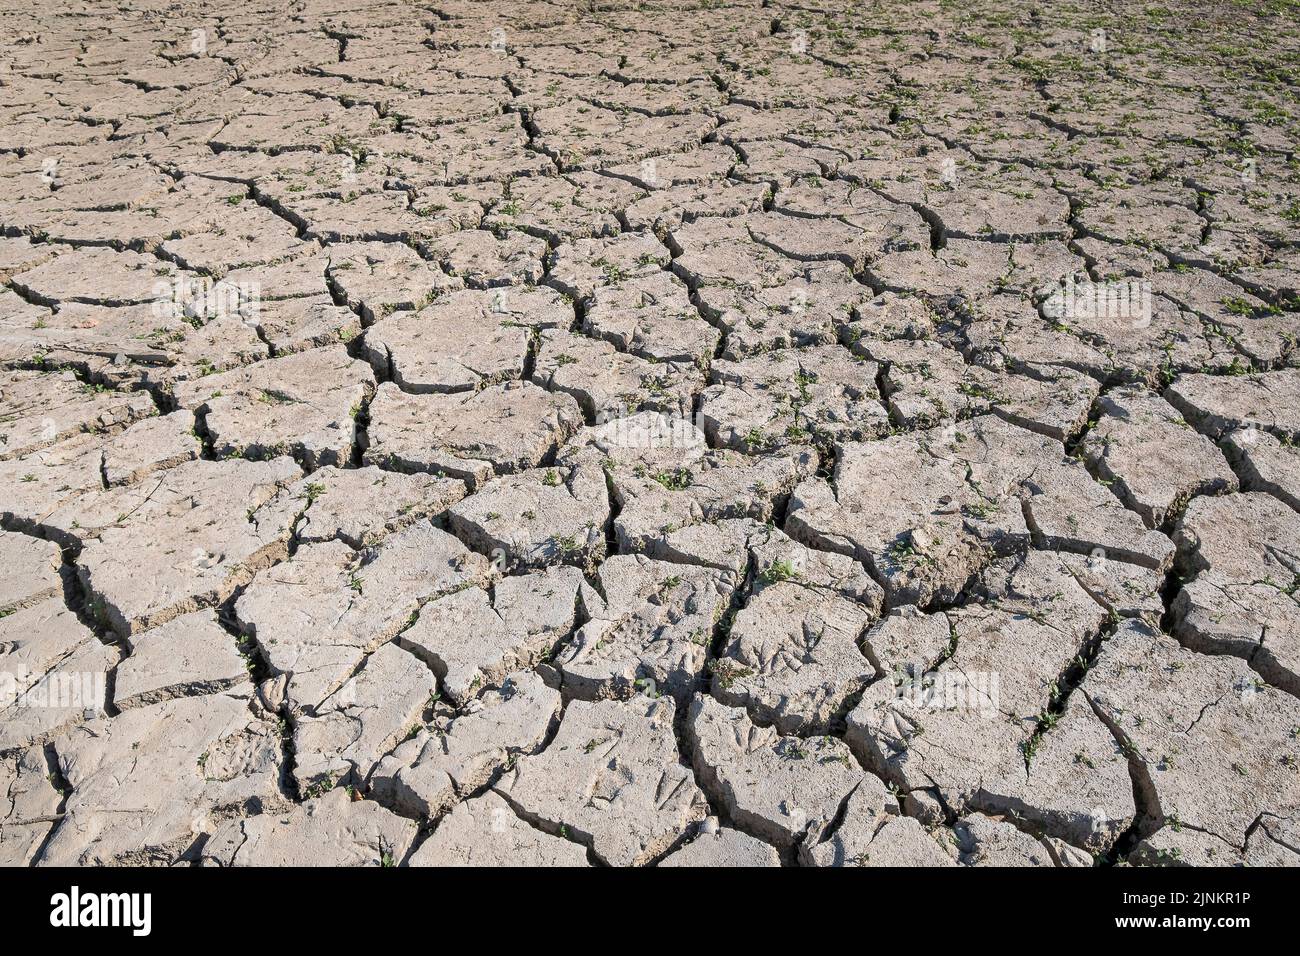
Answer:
2;0;1300;867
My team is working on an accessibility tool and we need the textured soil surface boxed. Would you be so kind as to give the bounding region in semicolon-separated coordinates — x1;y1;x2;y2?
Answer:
2;0;1300;867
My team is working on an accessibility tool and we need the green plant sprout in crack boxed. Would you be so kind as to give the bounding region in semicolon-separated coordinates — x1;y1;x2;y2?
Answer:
650;468;692;491
758;559;801;584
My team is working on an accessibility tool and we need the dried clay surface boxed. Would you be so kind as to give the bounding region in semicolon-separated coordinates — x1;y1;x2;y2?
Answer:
2;0;1299;869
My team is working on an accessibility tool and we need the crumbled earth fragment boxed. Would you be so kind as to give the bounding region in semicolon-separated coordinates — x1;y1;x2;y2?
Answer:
235;523;493;712
554;554;735;703
261;465;468;548
1171;493;1300;696
447;462;608;571
398;566;584;704
0;747;62;866
172;347;374;468
659;825;781;867
495;696;709;866
798;781;956;867
113;610;248;710
39;693;283;866
0;369;156;459
712;530;882;734
200;788;418;867
1222;427;1300;513
364;381;582;485
844;551;1138;853
372;671;561;817
687;695;865;850
786;415;1172;609
1083;620;1300;853
76;457;302;636
291;642;436;795
1080;386;1238;528
408;790;589;867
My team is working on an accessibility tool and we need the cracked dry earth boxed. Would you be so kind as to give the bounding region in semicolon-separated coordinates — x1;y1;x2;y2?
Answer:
2;0;1300;871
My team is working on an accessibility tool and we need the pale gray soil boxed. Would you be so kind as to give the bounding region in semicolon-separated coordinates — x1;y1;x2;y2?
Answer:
2;0;1299;867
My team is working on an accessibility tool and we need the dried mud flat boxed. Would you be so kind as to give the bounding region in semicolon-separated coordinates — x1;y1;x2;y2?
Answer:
2;0;1300;868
